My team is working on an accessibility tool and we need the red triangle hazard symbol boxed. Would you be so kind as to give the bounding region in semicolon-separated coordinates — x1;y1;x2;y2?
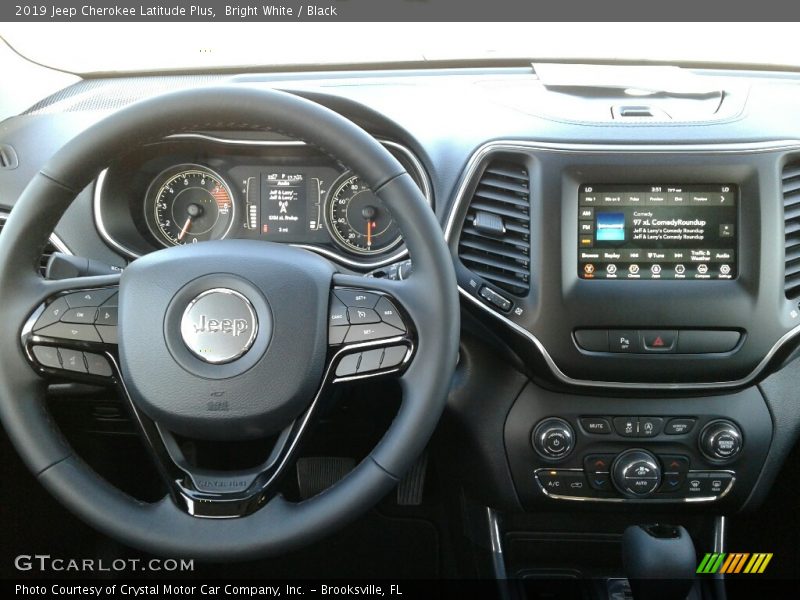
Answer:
653;336;664;347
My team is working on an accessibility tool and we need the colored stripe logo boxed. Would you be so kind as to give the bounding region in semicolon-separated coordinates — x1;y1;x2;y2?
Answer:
697;553;773;574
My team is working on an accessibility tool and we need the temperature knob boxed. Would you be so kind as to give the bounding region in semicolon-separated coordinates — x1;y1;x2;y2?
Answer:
612;449;662;498
532;418;574;460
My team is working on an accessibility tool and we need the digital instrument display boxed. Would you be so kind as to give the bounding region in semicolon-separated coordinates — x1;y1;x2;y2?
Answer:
260;172;307;237
578;184;737;280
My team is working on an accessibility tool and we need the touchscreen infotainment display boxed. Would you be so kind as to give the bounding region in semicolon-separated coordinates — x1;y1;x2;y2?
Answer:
578;184;737;280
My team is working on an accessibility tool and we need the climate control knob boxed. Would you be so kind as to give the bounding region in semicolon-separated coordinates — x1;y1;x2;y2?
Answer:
700;420;742;461
532;418;574;460
612;449;662;498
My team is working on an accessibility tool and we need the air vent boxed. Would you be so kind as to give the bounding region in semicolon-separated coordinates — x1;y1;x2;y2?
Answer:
784;163;800;299
458;160;531;296
0;215;59;276
0;144;19;169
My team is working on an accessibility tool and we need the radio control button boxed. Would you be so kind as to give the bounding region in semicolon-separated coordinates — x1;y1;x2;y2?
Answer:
84;353;113;377
61;307;97;324
36;322;102;343
33;297;69;331
579;416;612;434
64;289;117;308
31;345;62;369
59;348;87;373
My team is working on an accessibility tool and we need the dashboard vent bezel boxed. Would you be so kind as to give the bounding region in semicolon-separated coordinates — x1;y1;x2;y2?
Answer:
0;214;63;276
0;144;19;170
783;161;800;299
457;158;531;297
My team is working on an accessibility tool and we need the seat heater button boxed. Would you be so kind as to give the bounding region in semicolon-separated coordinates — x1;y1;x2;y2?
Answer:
31;345;61;369
64;288;117;308
329;325;349;345
36;322;102;343
61;307;97;324
84;352;113;377
334;289;380;308
59;348;87;373
344;322;404;344
357;349;384;373
95;325;118;344
95;306;118;326
328;297;349;326
381;345;408;368
375;297;406;331
347;307;381;325
335;353;361;377
33;297;69;331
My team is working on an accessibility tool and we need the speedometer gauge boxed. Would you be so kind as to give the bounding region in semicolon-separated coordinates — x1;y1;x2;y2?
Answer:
144;165;235;247
326;173;402;255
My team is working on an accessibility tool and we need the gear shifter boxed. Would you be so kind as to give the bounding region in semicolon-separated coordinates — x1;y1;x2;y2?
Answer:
622;524;697;600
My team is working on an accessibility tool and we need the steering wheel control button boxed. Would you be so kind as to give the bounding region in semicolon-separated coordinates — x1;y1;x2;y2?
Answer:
335;353;360;377
613;416;639;437
64;288;118;308
574;329;609;352
612;449;662;497
36;322;102;343
329;326;349;345
610;330;640;353
180;288;258;364
347;307;381;325
84;353;113;377
374;297;406;331
61;307;97;324
31;345;62;369
381;345;408;368
96;325;118;344
532;418;575;460
664;418;696;435
642;330;677;352
343;322;404;344
33;297;69;331
334;289;380;308
700;420;743;461
95;306;118;326
579;416;612;434
357;349;384;373
328;298;349;326
537;470;589;497
638;417;664;437
59;348;87;373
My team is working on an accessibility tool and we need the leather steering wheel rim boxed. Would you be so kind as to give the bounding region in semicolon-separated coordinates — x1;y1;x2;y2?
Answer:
0;86;460;559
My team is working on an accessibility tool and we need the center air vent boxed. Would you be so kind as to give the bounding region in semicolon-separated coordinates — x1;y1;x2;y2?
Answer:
458;160;531;296
0;215;59;276
783;162;800;299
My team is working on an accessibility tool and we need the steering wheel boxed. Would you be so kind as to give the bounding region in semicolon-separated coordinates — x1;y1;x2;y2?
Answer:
0;87;459;560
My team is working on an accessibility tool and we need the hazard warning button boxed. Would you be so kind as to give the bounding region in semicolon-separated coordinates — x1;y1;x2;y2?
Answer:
642;330;677;352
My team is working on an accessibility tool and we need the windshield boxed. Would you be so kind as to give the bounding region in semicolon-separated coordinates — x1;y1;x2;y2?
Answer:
1;22;797;74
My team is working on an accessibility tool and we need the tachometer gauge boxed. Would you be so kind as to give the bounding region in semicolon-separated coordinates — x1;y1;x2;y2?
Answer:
144;165;235;247
326;173;402;255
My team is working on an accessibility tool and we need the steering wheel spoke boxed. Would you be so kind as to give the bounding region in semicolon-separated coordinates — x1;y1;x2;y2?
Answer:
328;274;416;382
22;279;121;382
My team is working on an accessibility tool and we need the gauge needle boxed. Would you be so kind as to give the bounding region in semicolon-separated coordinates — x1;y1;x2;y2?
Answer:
366;219;373;248
177;216;193;241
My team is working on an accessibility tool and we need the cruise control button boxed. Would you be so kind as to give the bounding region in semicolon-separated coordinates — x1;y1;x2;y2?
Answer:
335;353;361;377
357;349;384;373
374;297;406;331
579;417;611;434
381;345;408;368
344;322;404;344
61;307;97;324
31;345;61;369
347;307;381;325
639;417;664;437
328;298;349;327
613;416;639;437
33;297;69;331
59;348;87;373
64;289;117;308
84;352;113;377
665;418;696;435
36;322;102;343
329;325;349;345
95;307;118;326
95;325;118;344
334;289;380;308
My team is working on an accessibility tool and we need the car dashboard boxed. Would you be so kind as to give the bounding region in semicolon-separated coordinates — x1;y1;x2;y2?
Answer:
3;62;800;581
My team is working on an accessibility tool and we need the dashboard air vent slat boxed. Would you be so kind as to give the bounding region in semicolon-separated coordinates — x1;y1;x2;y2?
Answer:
783;162;800;298
0;215;58;277
458;159;531;296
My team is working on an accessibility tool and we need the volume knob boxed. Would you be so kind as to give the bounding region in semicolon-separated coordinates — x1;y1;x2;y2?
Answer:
532;418;574;461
